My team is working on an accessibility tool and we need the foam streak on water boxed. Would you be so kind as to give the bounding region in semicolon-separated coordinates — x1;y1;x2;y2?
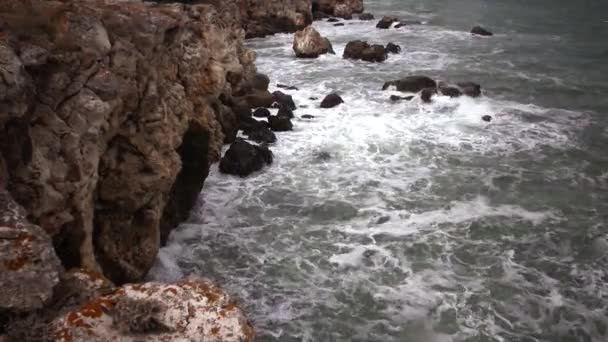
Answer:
150;4;608;341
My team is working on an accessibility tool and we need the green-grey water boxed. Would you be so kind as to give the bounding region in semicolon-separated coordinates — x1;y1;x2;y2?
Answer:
151;1;608;341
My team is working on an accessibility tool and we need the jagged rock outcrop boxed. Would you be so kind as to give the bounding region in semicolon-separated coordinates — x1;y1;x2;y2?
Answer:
0;0;258;285
0;191;62;314
313;0;363;19
242;0;313;38
382;76;437;92
219;139;273;176
343;40;387;62
50;276;254;342
293;26;334;58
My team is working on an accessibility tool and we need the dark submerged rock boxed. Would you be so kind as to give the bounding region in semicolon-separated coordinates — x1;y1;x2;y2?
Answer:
385;42;401;54
358;13;374;20
219;139;273;177
438;83;463;98
315;151;332;161
251;73;270;91
253;107;271;118
246;90;274;108
457;82;482;97
313;11;330;21
245;126;277;144
268;115;294;131
482;115;492;122
272;91;296;110
376;216;390;225
421;87;437;103
239;116;269;133
334;23;345;26
359;13;374;20
277;84;299;90
277;105;295;119
343;40;387;62
301;114;315;119
376;16;397;29
390;95;414;102
383;76;437;93
471;26;493;36
320;93;344;108
327;18;340;23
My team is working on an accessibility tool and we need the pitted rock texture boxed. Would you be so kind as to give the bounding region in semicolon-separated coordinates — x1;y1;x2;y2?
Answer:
0;191;62;312
293;26;333;58
241;0;313;38
313;0;363;18
51;277;254;342
0;0;257;284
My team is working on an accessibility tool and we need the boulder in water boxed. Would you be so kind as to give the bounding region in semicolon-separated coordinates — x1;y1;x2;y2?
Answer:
269;115;294;131
301;114;315;119
239;116;268;133
421;87;437;103
327;18;340;23
438;82;463;97
220;139;273;176
244;125;277;144
276;83;299;90
293;26;334;58
385;42;401;54
359;13;374;21
277;105;295;119
376;16;397;29
390;95;414;102
471;26;493;36
251;73;270;91
334;23;345;27
482;115;492;122
334;4;353;19
343;40;387;62
358;13;374;20
457;82;482;97
320;93;344;108
253;107;271;118
245;90;274;108
272;90;296;110
313;11;330;21
383;76;437;93
376;216;390;225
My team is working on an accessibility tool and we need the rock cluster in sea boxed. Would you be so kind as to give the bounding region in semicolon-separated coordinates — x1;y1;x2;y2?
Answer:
0;0;495;338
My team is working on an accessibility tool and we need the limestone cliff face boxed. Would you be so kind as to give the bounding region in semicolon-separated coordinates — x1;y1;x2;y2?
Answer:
0;0;259;285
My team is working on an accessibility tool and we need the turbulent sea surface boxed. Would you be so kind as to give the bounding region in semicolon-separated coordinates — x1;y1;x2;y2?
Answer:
150;1;608;341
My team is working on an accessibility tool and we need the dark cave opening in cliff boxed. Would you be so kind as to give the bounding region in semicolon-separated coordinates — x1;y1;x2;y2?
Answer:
159;121;210;246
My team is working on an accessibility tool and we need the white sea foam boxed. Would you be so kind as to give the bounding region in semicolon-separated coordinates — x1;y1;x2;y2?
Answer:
148;12;602;342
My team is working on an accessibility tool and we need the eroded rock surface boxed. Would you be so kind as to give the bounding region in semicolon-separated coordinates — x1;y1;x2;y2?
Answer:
313;0;364;18
293;26;334;58
0;0;259;285
50;277;254;342
0;191;62;313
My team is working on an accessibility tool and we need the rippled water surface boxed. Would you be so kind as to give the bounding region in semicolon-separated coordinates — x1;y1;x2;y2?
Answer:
150;1;608;340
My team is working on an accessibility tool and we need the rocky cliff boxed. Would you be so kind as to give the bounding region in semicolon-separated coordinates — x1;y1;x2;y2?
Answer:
0;0;316;338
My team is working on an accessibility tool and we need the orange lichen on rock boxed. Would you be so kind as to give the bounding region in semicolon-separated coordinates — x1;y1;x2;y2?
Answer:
50;276;254;342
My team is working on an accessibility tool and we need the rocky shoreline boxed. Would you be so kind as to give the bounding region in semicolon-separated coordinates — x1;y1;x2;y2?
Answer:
0;0;492;340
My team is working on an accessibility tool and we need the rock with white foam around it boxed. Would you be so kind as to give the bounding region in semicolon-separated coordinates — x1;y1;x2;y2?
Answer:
293;26;334;58
50;277;254;342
